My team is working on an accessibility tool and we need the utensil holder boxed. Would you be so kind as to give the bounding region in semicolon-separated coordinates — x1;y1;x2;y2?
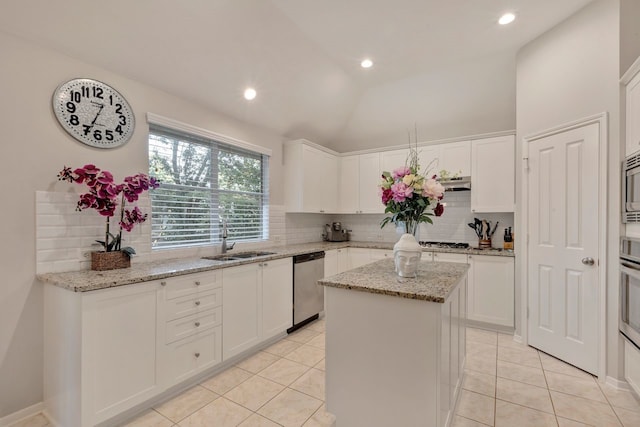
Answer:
479;239;492;249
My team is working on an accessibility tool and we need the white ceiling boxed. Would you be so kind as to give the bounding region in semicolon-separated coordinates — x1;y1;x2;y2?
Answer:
1;0;593;151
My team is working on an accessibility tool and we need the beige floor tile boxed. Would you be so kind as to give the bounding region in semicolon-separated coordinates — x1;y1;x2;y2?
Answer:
494;400;558;427
613;405;640;427
545;371;606;403
550;391;622;427
224;375;285;411
498;332;526;350
236;351;280;373
284;344;326;367
178;397;252;427
539;352;593;380
287;328;321;344
257;388;322;427
263;338;303;357
557;417;592;427
498;346;542;369
258;357;311;386
302;404;336;427
290;368;325;400
10;413;50;427
455;390;495;426
307;333;326;349
497;360;547;388
314;358;325;371
496;377;554;413
462;370;496;397
238;413;282;427
467;328;498;345
598;383;640;412
154;385;218;423
122;409;174;427
451;415;492;426
305;319;325;333
201;366;253;394
466;353;497;376
467;340;498;357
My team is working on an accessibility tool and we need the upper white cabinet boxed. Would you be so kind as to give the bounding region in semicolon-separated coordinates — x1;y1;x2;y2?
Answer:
380;148;409;175
339;153;384;214
471;135;515;212
284;140;338;213
626;71;640;156
418;141;471;177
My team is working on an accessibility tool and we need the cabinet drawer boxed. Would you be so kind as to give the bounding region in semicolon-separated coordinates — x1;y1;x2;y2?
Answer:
161;271;222;300
165;307;222;344
163;326;222;384
164;288;222;321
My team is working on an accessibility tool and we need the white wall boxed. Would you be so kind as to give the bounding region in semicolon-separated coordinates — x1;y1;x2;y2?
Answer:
515;0;621;378
0;30;287;418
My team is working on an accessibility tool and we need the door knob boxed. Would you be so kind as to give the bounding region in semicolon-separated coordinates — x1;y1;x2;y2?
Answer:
582;257;595;266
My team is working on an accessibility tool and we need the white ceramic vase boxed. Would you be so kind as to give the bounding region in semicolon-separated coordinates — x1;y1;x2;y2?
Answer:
393;233;422;278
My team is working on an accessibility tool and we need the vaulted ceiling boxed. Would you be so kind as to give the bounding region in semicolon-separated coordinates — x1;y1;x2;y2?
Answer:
1;0;593;151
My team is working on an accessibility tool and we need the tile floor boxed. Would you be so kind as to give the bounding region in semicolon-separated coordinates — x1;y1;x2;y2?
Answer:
12;322;640;427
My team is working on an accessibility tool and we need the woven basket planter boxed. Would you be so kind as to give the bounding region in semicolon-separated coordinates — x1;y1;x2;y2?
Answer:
91;251;131;271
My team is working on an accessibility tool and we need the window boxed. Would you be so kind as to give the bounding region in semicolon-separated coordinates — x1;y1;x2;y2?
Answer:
148;119;269;249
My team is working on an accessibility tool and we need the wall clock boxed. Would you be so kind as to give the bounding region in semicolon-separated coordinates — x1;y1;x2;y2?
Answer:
52;78;135;148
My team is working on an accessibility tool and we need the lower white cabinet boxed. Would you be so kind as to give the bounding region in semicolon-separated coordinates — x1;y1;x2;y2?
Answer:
324;248;349;276
624;336;640;397
223;258;293;360
349;247;373;269
432;252;468;263
467;255;515;328
162;327;222;385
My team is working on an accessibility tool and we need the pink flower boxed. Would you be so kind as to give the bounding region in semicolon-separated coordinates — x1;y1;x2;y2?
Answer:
391;182;413;202
392;166;411;179
422;178;445;199
120;207;148;231
380;188;393;204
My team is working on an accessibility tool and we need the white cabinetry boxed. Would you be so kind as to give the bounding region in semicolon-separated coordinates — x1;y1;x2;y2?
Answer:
467;255;514;328
471;136;515;212
339;153;383;214
624;336;640;396
44;282;163;427
418;141;471;176
348;247;373;269
380;148;409;175
284;140;338;213
370;248;394;261
627;71;640;156
432;252;468;264
223;258;292;359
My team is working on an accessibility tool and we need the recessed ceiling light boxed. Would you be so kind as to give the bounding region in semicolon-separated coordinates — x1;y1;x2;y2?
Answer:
244;87;257;100
498;13;516;25
361;59;373;69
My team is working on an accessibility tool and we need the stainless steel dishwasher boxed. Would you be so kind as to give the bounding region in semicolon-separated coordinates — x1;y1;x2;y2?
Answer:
288;251;325;332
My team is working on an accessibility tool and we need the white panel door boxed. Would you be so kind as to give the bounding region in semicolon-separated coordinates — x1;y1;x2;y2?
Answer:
527;123;600;374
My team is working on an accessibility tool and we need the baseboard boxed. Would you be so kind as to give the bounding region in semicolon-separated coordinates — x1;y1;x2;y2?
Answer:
0;402;44;427
605;376;631;391
513;333;523;344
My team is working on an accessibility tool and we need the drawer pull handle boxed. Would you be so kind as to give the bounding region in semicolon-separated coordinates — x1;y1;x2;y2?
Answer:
263;263;268;267
195;352;200;358
195;301;201;306
160;281;167;286
195;281;201;286
195;322;201;327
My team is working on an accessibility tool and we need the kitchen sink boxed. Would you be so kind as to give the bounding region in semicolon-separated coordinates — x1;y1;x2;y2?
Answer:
203;251;276;262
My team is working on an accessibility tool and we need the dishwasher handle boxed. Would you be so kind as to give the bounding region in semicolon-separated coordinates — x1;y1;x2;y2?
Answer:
293;251;325;263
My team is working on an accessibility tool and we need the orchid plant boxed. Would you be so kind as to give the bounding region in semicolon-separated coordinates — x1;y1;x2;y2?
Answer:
379;144;445;235
58;165;159;255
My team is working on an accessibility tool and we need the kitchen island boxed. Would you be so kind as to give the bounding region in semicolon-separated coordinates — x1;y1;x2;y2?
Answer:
319;258;469;427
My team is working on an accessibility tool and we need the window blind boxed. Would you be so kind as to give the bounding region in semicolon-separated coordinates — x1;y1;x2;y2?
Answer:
148;124;269;249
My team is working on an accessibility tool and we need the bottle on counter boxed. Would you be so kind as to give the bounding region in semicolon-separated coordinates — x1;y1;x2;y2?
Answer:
503;227;514;250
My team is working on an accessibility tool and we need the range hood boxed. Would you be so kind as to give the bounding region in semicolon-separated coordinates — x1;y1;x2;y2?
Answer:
440;176;471;191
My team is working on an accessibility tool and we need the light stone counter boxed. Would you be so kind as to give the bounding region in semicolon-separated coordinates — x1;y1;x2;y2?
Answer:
37;240;500;292
319;258;469;303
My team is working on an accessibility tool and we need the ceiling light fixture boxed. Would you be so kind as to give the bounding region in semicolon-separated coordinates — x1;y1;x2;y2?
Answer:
498;13;516;25
244;87;257;100
361;59;373;69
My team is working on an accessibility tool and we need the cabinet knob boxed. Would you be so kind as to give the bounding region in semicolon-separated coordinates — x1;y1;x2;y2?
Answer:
195;352;200;358
195;322;201;327
195;281;201;286
263;263;268;267
195;300;201;306
160;281;167;286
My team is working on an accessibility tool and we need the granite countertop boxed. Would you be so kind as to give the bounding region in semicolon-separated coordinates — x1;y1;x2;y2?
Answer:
37;240;509;292
319;258;469;303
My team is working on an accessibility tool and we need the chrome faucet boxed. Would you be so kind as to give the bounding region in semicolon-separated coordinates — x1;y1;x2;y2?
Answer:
220;218;235;254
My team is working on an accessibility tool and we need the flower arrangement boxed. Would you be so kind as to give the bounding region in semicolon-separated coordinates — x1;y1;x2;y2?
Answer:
379;145;445;234
57;164;159;255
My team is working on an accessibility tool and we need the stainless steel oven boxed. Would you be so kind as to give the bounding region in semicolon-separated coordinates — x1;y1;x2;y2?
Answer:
624;152;640;222
620;238;640;347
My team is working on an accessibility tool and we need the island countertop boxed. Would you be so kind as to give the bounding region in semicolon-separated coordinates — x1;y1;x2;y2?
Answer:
319;258;469;303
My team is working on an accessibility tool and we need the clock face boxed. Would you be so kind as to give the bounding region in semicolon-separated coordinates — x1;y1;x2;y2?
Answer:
52;78;135;148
